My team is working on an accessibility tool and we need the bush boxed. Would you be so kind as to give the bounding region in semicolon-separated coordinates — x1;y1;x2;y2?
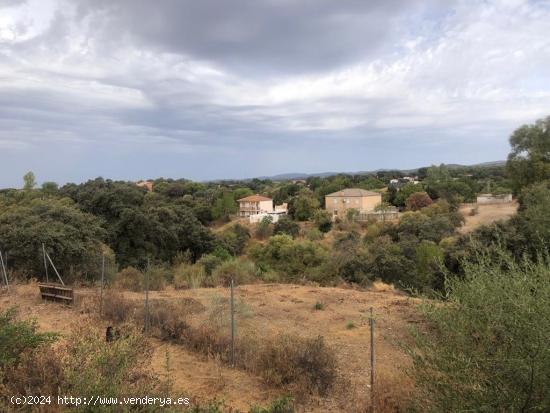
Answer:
312;209;332;233
273;217;300;238
409;249;550;412
250;235;329;282
197;253;225;275
256;216;273;239
101;290;136;323
173;263;206;289
62;322;163;403
249;397;294;413
305;227;323;241
255;335;337;396
114;266;143;291
211;258;258;286
406;192;433;211
145;265;169;290
0;308;57;370
217;223;250;255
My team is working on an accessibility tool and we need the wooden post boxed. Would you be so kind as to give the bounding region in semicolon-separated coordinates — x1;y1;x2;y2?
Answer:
45;252;65;286
144;258;150;334
230;278;235;367
370;307;375;413
0;250;9;291
99;253;105;317
42;243;49;283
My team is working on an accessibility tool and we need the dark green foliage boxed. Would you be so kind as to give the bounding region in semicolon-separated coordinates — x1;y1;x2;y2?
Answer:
393;183;423;207
273;216;300;238
312;209;332;233
250;235;328;281
0;197;105;279
217;224;250;256
249;397;294;413
0;308;57;370
410;250;550;412
288;193;319;221
507;115;550;191
255;215;273;239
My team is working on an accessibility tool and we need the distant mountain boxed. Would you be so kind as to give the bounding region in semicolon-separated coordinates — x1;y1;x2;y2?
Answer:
251;161;506;181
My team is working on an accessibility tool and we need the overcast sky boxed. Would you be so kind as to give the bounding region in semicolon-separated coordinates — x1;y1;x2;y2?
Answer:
1;0;549;187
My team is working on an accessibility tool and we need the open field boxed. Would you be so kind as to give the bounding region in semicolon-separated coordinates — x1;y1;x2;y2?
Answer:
459;201;518;233
0;282;420;412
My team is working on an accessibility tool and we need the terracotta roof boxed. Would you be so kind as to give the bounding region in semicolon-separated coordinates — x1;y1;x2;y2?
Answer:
325;188;381;197
237;194;272;202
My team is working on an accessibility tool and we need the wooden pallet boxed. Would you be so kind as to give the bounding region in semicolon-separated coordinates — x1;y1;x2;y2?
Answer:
38;283;74;304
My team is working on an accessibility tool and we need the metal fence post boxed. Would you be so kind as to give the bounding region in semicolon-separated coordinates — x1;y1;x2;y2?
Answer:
370;307;375;413
144;258;150;334
230;278;235;367
99;253;105;317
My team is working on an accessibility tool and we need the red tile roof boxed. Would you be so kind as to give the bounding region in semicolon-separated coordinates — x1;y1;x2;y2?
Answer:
237;194;272;202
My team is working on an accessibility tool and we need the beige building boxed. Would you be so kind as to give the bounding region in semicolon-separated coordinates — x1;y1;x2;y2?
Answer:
237;194;274;217
325;188;382;218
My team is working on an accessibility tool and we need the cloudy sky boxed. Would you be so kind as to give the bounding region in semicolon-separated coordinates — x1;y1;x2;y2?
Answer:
1;0;549;187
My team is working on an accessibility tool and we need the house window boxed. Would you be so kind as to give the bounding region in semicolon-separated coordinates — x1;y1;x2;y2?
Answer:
333;199;337;204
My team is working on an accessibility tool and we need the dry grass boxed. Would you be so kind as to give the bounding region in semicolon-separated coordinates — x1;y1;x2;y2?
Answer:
1;283;420;412
459;201;518;233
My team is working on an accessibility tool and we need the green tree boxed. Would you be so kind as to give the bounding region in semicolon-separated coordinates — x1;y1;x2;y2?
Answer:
23;171;36;190
289;193;320;221
507;115;550;191
41;181;59;195
273;216;300;238
409;249;550;412
393;183;423;207
0;197;105;280
312;209;332;233
255;215;273;239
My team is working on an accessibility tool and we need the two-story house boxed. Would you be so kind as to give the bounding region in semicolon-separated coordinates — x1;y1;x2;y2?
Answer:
237;194;274;217
325;188;382;218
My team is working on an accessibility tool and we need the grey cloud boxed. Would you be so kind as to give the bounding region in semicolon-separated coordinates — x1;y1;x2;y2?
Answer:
72;0;447;75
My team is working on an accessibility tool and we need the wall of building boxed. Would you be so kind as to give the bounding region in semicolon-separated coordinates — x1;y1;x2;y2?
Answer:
325;194;382;216
258;200;274;213
476;194;513;204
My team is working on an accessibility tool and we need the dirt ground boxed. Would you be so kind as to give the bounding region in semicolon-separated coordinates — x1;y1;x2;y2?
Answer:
459;201;518;233
0;282;420;412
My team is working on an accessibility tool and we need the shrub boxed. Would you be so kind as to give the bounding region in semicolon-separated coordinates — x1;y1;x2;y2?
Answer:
62;322;162;402
249;397;294;413
197;253;225;275
255;335;337;396
145;265;169;290
409;249;550;412
250;235;329;282
211;258;258;286
406;192;433;211
312;209;332;233
313;301;324;310
273;217;300;238
101;290;135;323
146;300;190;341
217;223;250;255
256;216;273;239
305;227;323;241
173;263;206;289
0;308;57;370
346;208;359;222
114;266;143;292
